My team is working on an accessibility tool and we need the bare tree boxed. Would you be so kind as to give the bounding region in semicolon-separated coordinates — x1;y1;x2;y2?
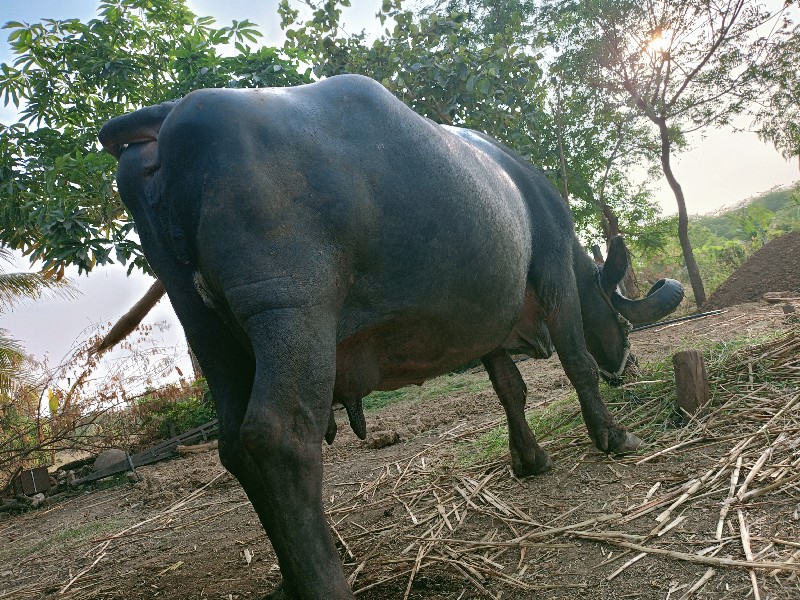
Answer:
542;0;791;306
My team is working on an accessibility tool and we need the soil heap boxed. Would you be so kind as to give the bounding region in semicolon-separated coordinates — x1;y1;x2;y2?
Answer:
705;229;800;309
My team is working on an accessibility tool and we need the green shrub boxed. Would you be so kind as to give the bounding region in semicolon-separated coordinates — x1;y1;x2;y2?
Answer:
133;379;215;445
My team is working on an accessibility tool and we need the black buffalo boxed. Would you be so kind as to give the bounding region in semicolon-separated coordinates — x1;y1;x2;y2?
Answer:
99;74;682;599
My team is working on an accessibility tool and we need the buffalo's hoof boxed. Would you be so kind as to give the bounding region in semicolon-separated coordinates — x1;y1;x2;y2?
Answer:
590;426;642;455
606;429;642;455
511;448;554;478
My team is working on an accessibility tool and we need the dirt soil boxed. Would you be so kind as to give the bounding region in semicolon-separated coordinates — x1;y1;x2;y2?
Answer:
2;301;799;600
705;230;800;309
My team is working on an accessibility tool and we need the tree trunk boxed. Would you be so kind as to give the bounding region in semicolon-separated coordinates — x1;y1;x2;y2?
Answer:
657;118;707;307
554;85;570;205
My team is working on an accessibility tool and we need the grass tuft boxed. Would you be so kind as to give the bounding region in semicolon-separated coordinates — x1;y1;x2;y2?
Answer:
462;328;794;464
363;373;491;411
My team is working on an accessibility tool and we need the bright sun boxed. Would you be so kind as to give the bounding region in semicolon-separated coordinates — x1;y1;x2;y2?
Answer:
647;31;670;54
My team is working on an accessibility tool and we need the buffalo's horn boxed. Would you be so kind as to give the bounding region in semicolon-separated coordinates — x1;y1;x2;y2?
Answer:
611;278;684;325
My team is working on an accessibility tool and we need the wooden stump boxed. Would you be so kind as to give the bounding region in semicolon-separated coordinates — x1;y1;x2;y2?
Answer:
673;349;710;422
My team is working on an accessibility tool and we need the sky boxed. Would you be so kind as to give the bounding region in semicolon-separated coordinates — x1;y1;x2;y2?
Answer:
1;0;798;377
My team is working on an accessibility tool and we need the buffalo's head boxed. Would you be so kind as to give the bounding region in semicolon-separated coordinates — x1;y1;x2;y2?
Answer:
582;236;683;386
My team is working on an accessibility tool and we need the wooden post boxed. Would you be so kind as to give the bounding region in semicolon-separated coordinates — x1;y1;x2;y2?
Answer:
673;349;710;422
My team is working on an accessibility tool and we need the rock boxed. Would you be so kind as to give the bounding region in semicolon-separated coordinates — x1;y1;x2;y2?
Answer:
30;493;45;508
93;448;128;472
367;430;400;449
783;303;796;314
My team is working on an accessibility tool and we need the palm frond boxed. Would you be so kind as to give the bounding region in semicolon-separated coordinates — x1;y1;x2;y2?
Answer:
0;329;31;394
0;271;79;310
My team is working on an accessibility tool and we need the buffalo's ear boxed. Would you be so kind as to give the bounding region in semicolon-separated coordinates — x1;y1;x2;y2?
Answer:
600;236;628;292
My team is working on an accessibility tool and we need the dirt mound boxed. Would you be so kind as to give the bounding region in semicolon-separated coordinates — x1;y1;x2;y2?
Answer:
705;229;800;309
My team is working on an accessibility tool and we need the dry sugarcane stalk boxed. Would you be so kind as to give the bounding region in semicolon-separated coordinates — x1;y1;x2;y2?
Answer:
643;482;661;502
737;446;775;499
655;469;715;524
403;542;428;600
769;549;800;576
618;487;685;524
405;535;576;549
512;512;623;543
570;530;645;542
573;535;800;572
726;393;799;460
655;514;688;537
717;455;743;540
676;568;716;600
605;551;647;581
353;570;416;596
739;471;800;503
449;562;499;599
59;551;107;594
737;509;761;600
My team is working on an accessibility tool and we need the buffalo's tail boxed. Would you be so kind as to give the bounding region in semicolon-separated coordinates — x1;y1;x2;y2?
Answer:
98;101;177;160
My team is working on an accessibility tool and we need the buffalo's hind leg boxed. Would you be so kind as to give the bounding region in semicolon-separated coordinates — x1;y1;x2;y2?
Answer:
482;349;553;477
238;309;353;600
165;300;311;597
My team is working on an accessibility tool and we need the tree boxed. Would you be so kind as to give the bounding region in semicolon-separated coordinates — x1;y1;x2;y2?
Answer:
0;0;309;277
0;248;75;397
539;0;791;307
282;0;664;271
752;22;800;168
281;1;549;146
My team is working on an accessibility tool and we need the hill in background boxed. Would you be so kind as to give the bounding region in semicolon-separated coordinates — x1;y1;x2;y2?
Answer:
635;181;799;305
695;182;800;241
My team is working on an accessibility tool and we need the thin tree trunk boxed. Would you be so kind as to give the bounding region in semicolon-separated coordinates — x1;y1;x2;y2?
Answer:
657;118;706;307
554;85;570;205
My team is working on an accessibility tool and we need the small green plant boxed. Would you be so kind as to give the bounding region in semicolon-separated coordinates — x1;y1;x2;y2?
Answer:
132;379;215;444
466;394;583;462
362;374;491;411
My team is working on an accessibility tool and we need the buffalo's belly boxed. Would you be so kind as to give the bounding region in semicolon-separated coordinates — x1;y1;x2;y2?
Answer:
333;308;507;400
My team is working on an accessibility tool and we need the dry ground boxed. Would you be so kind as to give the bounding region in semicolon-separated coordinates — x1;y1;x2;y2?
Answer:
2;301;799;600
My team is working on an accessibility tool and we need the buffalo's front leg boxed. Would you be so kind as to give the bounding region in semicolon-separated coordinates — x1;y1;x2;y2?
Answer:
482;349;553;476
240;309;353;600
546;298;641;454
